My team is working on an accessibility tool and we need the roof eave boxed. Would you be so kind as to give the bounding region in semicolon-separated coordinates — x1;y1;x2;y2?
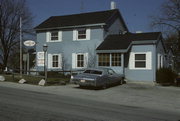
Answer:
34;23;106;31
96;49;128;53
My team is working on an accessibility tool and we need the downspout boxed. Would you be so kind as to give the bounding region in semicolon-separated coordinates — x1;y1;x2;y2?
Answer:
122;53;125;76
153;41;157;83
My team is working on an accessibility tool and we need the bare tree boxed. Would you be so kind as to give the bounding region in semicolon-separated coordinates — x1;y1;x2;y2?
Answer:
151;0;180;48
0;0;33;69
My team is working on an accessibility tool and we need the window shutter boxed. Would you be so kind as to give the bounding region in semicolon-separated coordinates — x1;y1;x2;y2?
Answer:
86;29;90;40
146;52;152;70
48;54;52;68
58;31;62;41
129;52;135;69
84;53;88;68
72;53;77;69
46;32;50;42
73;30;77;41
58;54;62;68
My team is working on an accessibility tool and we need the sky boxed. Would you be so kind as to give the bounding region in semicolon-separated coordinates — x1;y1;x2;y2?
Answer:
27;0;164;33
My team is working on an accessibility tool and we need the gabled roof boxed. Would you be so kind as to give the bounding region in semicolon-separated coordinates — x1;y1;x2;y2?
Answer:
96;32;162;51
35;9;128;30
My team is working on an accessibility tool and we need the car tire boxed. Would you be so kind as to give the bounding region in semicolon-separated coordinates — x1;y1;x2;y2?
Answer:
119;79;123;85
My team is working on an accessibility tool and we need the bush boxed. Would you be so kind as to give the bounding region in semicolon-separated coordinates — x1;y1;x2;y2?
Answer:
156;68;177;85
39;71;70;78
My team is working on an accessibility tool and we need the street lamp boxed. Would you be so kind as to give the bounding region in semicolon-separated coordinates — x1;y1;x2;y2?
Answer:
43;44;48;82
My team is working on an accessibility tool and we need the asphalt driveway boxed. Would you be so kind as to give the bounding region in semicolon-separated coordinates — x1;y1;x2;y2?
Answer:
0;81;180;114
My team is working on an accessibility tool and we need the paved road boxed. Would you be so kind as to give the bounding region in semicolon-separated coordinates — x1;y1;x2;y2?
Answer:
0;86;179;121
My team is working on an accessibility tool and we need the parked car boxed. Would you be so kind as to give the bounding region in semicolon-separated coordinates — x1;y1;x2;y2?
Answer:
70;68;124;89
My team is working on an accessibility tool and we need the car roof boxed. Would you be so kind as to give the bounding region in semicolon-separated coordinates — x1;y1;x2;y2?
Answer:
85;67;111;71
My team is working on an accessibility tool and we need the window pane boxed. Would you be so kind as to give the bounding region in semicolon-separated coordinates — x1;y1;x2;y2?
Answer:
98;53;110;66
77;54;84;67
135;62;146;68
51;32;58;36
52;55;59;67
112;53;121;66
78;35;86;39
135;54;146;60
78;30;86;34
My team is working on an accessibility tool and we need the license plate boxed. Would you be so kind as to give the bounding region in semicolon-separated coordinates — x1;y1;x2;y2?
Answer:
81;80;85;83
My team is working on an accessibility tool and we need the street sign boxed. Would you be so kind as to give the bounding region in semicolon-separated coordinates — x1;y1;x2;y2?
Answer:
24;40;36;47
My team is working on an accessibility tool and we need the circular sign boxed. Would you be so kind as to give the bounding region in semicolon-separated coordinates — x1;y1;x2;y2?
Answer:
24;40;36;47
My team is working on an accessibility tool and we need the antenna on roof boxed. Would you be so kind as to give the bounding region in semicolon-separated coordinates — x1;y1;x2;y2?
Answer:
80;0;84;13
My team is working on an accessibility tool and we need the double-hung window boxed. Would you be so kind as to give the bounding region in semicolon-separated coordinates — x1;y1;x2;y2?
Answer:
73;28;90;40
46;31;62;42
72;53;88;69
78;29;86;39
134;54;146;68
51;31;59;41
52;55;59;68
48;54;62;69
129;52;152;70
77;54;84;67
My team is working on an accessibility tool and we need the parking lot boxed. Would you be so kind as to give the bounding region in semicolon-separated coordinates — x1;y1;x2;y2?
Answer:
0;81;180;113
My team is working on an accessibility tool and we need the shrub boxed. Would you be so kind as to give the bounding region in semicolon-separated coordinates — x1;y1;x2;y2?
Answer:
39;71;69;78
156;68;177;85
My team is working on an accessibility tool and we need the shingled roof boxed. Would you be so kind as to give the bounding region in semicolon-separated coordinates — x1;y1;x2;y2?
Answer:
35;9;128;30
96;32;162;50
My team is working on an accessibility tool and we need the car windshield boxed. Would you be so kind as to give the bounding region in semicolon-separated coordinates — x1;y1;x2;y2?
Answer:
84;70;102;75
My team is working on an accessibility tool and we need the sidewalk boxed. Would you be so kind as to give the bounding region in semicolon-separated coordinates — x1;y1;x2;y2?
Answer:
0;81;180;113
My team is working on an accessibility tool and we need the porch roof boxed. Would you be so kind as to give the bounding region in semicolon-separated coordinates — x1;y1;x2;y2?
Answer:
96;32;161;52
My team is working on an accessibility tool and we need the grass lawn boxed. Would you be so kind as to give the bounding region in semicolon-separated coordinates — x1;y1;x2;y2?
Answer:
1;74;70;86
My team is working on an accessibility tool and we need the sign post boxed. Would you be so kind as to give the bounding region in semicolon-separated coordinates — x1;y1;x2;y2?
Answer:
24;40;36;75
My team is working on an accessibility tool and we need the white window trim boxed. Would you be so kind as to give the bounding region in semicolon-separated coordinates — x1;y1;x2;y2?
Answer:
48;53;62;69
46;31;62;42
129;52;152;70
72;53;88;69
73;28;90;41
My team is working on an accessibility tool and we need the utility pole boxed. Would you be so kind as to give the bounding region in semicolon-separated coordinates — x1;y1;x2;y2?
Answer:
20;16;22;77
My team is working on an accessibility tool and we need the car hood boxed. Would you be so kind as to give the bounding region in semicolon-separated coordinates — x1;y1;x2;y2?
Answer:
73;73;101;80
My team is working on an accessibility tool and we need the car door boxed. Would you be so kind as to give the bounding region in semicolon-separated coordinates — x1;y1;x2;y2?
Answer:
107;69;117;84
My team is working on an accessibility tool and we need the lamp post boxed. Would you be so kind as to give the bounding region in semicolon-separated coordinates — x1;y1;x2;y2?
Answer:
43;44;48;82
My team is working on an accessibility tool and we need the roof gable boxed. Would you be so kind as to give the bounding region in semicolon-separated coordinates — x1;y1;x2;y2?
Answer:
35;9;127;30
